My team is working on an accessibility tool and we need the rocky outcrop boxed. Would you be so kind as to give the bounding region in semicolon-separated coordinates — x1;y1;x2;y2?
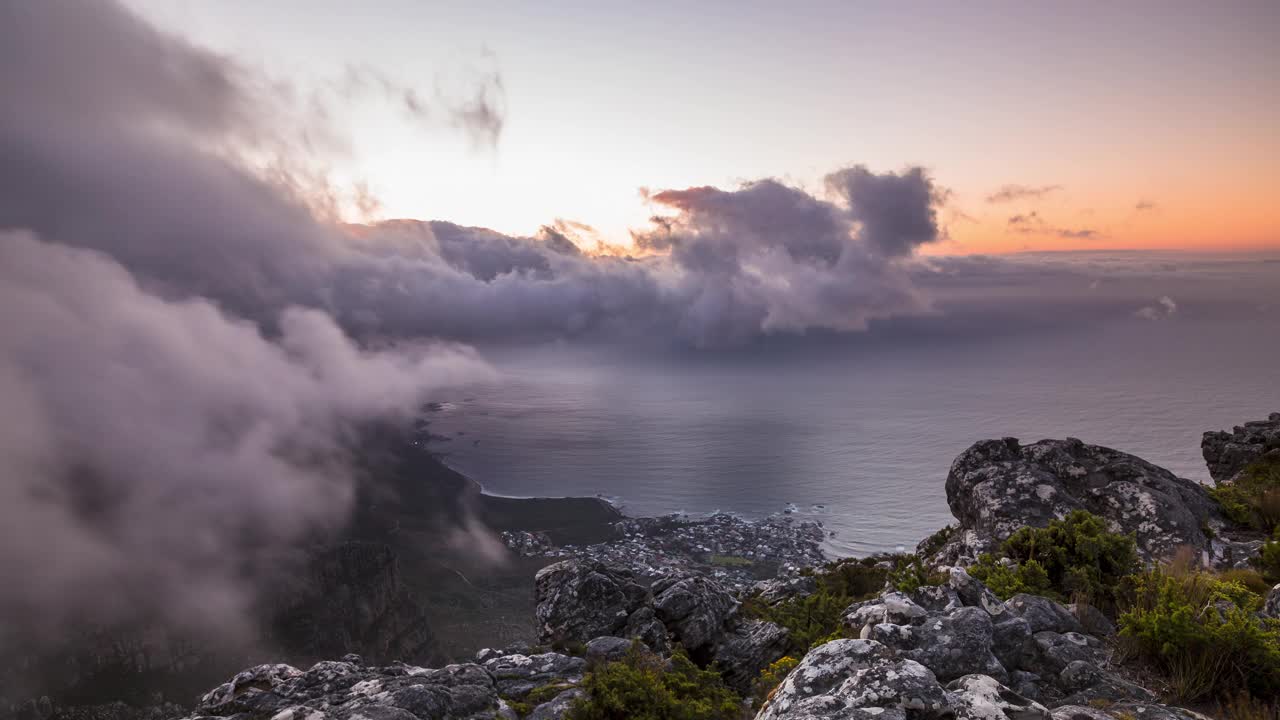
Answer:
170;656;515;720
759;570;1195;720
1202;412;1280;483
533;560;788;693
936;437;1228;566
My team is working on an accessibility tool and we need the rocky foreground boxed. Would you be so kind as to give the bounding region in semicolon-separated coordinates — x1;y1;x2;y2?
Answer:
28;414;1280;720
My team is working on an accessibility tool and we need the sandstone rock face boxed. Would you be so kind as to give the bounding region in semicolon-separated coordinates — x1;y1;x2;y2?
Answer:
1202;412;1280;483
533;560;788;693
938;437;1223;565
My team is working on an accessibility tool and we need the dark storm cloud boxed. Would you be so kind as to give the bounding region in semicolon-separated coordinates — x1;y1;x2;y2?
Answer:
986;184;1062;203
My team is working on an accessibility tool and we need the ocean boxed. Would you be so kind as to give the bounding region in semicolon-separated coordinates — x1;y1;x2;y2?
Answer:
428;311;1280;557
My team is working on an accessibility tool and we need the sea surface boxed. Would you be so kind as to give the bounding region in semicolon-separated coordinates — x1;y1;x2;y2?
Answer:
428;315;1280;557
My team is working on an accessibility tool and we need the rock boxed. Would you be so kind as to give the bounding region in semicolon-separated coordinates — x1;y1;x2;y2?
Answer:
525;688;585;720
1067;602;1115;637
175;659;527;720
533;561;652;647
1026;631;1104;676
1202;412;1280;483
1051;703;1214;720
533;561;786;694
712;619;790;694
911;584;964;614
868;606;1008;683
940;437;1222;564
582;636;634;663
945;674;1049;719
1006;595;1083;635
480;653;585;699
949;568;1010;617
755;639;949;720
1264;583;1280;619
651;573;740;655
753;575;819;605
991;614;1033;672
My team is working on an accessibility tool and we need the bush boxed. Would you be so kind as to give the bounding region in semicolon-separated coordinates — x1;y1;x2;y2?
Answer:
1257;528;1280;584
968;510;1138;610
566;643;744;720
1210;455;1280;533
742;557;886;653
886;554;948;594
1117;564;1280;703
751;655;799;707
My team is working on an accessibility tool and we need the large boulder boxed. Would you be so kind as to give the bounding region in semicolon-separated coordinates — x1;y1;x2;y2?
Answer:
938;437;1223;564
533;561;788;694
533;561;662;651
1202;412;1280;483
1265;584;1280;619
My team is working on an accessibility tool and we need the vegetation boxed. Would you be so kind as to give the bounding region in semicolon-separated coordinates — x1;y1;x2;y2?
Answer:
968;510;1138;610
1209;454;1280;533
751;655;799;708
917;524;956;557
1117;559;1280;704
1259;529;1280;584
885;553;948;594
742;557;887;653
565;643;744;720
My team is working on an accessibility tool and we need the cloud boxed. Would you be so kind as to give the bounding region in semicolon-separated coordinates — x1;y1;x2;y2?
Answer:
1135;295;1178;320
0;231;488;644
1135;200;1158;212
985;184;1062;203
1007;212;1102;240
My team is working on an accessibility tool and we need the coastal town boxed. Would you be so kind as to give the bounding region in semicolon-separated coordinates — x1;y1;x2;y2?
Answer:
500;510;828;591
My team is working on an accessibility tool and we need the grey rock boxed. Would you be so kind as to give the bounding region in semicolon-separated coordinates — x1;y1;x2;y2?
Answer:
481;653;584;699
1202;412;1280;483
946;674;1049;719
1008;670;1042;700
582;636;634;663
939;437;1223;564
651;573;740;654
991;614;1033;671
525;688;585;720
181;660;514;720
868;607;1008;683
911;584;964;614
753;575;819;605
1007;594;1083;635
712;619;791;694
756;639;950;720
1067;602;1115;637
533;561;653;647
1265;583;1280;619
1027;631;1104;676
949;567;1010;618
1051;703;1214;720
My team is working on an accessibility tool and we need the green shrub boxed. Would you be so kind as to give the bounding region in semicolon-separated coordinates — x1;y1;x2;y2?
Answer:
742;557;886;654
917;525;956;557
1258;529;1280;584
1118;565;1280;703
751;655;799;707
886;554;948;594
968;510;1138;610
1210;455;1280;533
566;643;743;720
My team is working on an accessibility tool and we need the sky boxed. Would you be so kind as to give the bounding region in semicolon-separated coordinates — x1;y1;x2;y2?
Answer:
123;0;1279;254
